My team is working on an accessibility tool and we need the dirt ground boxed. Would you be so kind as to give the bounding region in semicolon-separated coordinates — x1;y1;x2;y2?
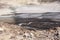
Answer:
0;22;60;40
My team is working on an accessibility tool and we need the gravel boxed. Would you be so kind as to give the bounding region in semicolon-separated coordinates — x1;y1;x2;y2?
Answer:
0;22;60;40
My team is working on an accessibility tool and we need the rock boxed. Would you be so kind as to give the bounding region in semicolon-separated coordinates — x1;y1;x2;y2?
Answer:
0;27;4;31
24;32;31;38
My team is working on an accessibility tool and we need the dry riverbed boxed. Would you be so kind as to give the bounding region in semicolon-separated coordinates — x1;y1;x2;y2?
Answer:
0;22;60;40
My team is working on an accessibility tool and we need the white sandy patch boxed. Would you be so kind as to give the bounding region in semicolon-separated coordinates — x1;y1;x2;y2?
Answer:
0;2;60;15
15;2;60;13
0;8;13;15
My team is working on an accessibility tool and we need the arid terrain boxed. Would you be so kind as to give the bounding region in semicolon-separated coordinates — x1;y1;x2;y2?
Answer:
0;22;60;40
0;0;60;5
0;0;60;40
0;0;60;15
